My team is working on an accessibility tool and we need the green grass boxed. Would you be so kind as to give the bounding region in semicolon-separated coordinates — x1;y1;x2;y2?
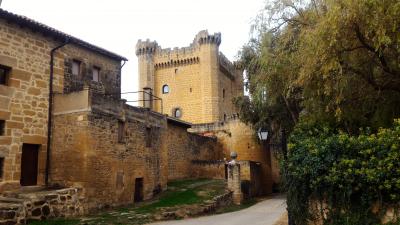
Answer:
136;179;224;213
29;179;228;225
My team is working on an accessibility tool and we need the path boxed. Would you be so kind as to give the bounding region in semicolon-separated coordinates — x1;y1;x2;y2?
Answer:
149;195;287;225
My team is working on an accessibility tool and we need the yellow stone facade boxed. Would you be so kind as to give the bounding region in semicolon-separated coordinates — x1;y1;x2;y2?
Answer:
135;30;243;124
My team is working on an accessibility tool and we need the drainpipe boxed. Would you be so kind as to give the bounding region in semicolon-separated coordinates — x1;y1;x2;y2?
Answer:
45;38;70;186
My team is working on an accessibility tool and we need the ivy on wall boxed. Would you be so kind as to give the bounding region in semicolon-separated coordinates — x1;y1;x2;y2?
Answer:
283;119;400;225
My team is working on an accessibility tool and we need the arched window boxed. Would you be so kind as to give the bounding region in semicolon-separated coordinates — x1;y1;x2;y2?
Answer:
162;85;169;94
173;108;182;118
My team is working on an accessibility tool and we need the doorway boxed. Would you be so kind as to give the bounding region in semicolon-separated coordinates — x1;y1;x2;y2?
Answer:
134;178;144;202
20;144;39;186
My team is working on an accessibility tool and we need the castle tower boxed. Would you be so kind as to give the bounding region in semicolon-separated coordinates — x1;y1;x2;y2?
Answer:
135;39;158;109
196;31;222;123
136;30;243;124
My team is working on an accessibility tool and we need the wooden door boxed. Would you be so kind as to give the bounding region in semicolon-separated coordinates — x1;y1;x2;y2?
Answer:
20;144;39;186
134;178;144;202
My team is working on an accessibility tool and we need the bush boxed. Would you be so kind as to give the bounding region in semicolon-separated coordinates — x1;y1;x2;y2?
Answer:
283;119;400;225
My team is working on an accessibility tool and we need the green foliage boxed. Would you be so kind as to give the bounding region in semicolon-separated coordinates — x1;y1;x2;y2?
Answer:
236;0;400;135
283;119;400;225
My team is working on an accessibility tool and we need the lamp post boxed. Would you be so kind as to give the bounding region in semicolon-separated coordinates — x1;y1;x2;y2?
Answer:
257;128;295;225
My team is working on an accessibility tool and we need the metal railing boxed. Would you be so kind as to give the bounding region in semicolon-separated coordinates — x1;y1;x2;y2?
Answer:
120;90;163;114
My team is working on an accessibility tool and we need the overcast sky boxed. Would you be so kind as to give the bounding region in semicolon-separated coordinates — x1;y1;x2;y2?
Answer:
2;0;264;101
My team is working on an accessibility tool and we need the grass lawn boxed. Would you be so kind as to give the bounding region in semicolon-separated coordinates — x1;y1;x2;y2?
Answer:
30;179;226;225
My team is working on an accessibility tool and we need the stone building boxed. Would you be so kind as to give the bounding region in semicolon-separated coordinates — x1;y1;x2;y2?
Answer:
0;10;223;223
0;8;127;192
135;30;243;124
136;31;280;195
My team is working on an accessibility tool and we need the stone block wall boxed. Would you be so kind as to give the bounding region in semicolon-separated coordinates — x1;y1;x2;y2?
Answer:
51;91;169;211
0;17;123;191
190;119;280;194
166;122;223;181
0;187;83;225
136;31;243;124
190;160;226;179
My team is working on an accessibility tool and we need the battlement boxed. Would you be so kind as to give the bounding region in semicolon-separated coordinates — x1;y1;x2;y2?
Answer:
219;53;238;79
192;30;221;46
136;30;222;58
135;39;158;56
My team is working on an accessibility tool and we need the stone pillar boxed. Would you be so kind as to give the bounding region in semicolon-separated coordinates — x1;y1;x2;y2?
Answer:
227;151;243;205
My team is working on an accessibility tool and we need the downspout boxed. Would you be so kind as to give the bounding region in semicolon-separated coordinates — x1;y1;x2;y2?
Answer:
118;60;127;99
45;38;70;186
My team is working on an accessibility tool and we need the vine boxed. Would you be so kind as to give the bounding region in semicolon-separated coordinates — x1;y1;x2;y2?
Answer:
283;119;400;225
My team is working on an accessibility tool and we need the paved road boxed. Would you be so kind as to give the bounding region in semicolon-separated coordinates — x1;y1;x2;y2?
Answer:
149;195;287;225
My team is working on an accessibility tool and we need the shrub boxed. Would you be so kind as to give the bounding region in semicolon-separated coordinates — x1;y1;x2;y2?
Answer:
283;119;400;225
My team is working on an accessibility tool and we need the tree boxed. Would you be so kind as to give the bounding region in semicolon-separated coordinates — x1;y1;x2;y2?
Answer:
235;0;400;135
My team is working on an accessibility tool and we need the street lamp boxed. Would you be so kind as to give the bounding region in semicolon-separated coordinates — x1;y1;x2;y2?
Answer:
257;127;269;141
257;127;294;225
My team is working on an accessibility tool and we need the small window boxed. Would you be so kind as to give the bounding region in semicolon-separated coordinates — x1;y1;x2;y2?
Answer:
0;120;4;136
162;85;169;94
222;89;225;99
72;60;81;76
173;108;182;118
190;88;192;93
224;114;227;121
174;68;178;74
92;66;100;82
0;65;10;85
118;121;125;143
145;127;152;147
0;157;3;179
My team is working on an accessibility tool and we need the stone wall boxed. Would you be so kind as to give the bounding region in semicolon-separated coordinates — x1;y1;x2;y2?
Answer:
0;187;83;225
51;91;169;211
190;160;226;179
191;119;280;194
166;121;223;180
136;30;243;124
0;17;123;191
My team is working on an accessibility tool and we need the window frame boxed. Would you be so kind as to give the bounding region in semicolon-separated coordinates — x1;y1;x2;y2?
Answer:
145;127;152;148
92;66;101;82
72;59;81;76
162;85;169;94
173;108;182;118
0;120;5;136
117;120;126;143
0;65;11;86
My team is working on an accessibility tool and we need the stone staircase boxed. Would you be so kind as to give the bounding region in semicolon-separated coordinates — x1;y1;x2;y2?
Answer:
0;186;84;225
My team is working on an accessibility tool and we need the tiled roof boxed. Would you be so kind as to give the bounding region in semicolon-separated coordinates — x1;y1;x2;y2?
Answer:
0;9;128;61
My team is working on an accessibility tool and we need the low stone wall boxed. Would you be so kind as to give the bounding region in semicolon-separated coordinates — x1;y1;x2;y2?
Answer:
154;190;233;220
190;160;226;179
0;188;84;225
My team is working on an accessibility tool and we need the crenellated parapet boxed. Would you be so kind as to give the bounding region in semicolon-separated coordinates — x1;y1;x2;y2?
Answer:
136;30;222;60
193;30;221;46
135;39;158;56
219;53;238;80
155;57;200;70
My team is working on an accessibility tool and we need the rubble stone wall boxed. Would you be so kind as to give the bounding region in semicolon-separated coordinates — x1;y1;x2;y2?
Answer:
0;187;83;225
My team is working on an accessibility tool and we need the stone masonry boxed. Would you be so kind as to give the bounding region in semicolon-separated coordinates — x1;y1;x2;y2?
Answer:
136;31;280;196
0;187;83;224
136;30;243;124
0;9;126;193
